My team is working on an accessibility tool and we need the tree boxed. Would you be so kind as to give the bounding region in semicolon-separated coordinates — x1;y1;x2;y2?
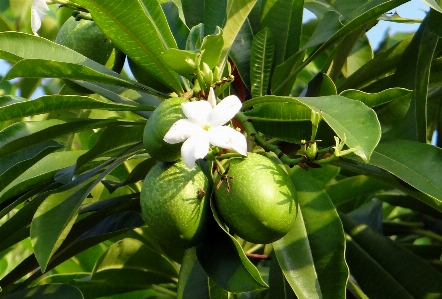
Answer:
0;0;442;298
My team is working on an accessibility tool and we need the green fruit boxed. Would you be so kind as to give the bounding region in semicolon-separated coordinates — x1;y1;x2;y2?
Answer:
214;153;297;244
56;16;114;65
56;16;119;93
143;97;188;162
140;161;211;248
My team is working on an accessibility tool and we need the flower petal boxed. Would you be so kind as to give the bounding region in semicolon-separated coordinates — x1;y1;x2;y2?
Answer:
181;101;212;126
208;95;242;127
207;87;217;108
31;0;49;35
163;119;203;144
181;132;210;169
209;126;247;156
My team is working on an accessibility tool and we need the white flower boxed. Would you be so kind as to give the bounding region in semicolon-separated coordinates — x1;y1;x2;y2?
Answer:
31;0;50;36
164;88;247;169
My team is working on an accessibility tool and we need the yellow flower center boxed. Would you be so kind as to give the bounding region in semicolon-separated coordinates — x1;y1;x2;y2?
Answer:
202;124;211;131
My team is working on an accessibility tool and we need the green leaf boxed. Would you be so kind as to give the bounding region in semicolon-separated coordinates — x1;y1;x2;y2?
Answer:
178;248;210;299
260;0;304;65
88;238;178;286
370;140;442;207
0;119;137;159
422;0;442;14
102;159;157;194
270;50;305;95
274;167;348;299
244;102;312;143
31;178;97;272
268;258;296;299
200;28;225;69
218;0;258;70
196;213;268;292
0;141;62;191
229;18;254;90
4;59;140;90
72;0;183;94
338;36;412;92
187;24;205;50
243;95;381;162
302;72;337;97
162;1;190;49
75;125;144;171
341;213;442;298
0;95;153;122
387;10;440;142
339;88;412;108
325;175;391;207
301;11;342;51
162;49;198;79
1;284;83;299
204;0;228;35
273;0;409;95
250;28;275;98
343;34;373;77
0;151;85;205
181;0;204;29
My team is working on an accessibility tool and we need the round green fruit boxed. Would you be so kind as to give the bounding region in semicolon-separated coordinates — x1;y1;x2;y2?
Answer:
56;16;121;93
140;161;211;248
214;153;297;244
56;16;114;65
143;97;188;162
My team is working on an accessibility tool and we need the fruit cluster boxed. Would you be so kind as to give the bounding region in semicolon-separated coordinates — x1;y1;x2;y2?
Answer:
140;98;298;248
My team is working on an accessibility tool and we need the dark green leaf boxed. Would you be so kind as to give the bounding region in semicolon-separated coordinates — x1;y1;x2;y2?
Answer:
387;10;440;142
0;141;62;191
0;151;85;205
88;238;178;285
273;0;409;95
75;125;144;171
250;28;274;98
325;175;391;207
302;72;337;97
273;167;348;299
204;0;228;36
338;36;412;92
196;212;267;292
270;50;305;95
0;119;138;158
243;95;381;162
181;0;204;29
341;213;442;298
162;2;190;49
370;140;442;207
229;18;254;90
186;24;205;50
260;0;304;65
1;284;83;299
72;0;183;94
178;248;210;299
4;59;137;90
0;95;153;122
218;0;258;70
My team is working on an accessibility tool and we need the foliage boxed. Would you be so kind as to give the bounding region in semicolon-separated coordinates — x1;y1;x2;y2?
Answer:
0;0;442;298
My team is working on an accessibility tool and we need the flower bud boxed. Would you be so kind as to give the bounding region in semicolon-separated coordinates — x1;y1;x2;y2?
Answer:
202;62;213;85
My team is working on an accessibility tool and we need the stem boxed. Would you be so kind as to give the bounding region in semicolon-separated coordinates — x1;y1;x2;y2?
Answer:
214;159;225;174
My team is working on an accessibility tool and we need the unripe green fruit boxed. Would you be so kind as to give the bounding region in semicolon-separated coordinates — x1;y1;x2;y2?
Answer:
214;153;297;244
140;161;211;248
56;16;119;93
143;97;188;162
